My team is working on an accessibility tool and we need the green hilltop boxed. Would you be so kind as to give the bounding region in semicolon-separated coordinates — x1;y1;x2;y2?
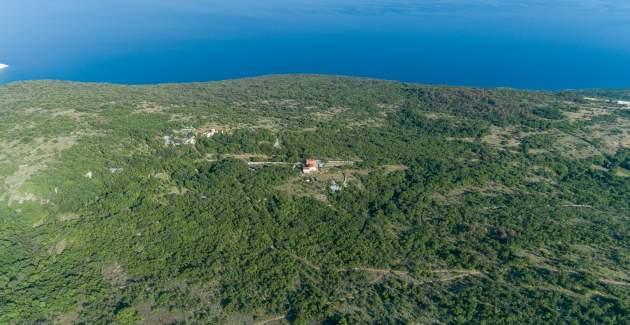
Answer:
0;75;629;324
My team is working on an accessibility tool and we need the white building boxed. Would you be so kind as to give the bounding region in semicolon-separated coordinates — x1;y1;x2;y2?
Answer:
205;129;218;138
183;136;196;145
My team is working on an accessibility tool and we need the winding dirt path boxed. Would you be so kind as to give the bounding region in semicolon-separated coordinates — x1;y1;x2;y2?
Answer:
254;315;285;325
284;252;482;285
600;278;630;286
338;267;482;285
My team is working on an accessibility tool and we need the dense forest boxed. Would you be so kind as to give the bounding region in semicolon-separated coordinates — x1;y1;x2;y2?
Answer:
0;75;629;324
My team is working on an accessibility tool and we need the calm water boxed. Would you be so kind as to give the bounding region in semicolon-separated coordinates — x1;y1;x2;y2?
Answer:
1;0;630;89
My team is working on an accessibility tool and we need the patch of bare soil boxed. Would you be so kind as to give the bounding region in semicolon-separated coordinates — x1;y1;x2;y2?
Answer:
482;126;522;150
324;160;360;168
167;113;195;122
275;178;329;203
166;186;188;196
152;172;170;181
135;301;186;325
376;103;400;111
381;164;408;174
525;165;556;184
55;312;79;325
338;267;482;285
16;107;95;121
600;279;630;286
613;167;630;177
422;112;455;120
523;284;610;300
50;239;67;255
251;99;301;110
254;315;287;325
447;137;477;143
553;132;602;159
513;249;560;272
59;213;80;222
102;262;130;287
346;118;386;128
563;105;611;122
311;106;349;121
133;101;172;114
430;192;448;204
586;117;630;154
220;153;271;161
591;164;608;172
1;135;79;203
247;118;283;130
445;181;514;199
54;297;86;325
285;252;482;286
306;167;368;193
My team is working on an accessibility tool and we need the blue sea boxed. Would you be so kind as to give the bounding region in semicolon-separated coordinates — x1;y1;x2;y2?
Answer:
1;0;630;89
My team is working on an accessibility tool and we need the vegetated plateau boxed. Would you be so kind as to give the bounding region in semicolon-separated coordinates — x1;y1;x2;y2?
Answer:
1;75;629;324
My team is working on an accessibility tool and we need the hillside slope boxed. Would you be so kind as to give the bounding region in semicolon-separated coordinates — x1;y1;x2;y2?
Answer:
1;75;629;324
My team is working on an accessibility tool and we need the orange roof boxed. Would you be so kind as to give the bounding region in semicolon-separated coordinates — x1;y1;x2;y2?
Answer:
305;159;317;167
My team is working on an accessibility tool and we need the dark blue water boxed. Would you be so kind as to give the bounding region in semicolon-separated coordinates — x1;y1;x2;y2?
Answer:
2;1;630;89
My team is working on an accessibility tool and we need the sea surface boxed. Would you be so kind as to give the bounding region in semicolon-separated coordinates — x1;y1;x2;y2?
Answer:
1;0;630;89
